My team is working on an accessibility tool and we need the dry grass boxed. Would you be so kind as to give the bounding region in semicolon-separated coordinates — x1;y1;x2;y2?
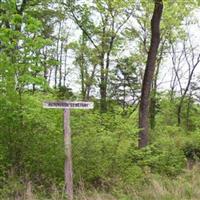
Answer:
2;165;200;200
75;164;200;200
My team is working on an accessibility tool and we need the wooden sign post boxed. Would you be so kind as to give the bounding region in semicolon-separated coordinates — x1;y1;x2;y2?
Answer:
43;101;94;200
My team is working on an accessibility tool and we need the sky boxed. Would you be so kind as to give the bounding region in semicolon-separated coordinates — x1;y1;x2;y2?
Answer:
50;4;200;97
158;9;200;92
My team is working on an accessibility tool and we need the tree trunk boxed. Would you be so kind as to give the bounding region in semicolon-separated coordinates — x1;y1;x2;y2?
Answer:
99;19;107;113
186;93;192;131
138;0;163;148
59;40;63;88
149;90;156;129
100;55;107;112
55;21;62;88
63;52;68;86
80;51;86;100
43;48;48;81
177;100;182;126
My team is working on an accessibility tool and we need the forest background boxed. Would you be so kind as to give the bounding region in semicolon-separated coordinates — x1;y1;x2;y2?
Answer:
1;0;200;199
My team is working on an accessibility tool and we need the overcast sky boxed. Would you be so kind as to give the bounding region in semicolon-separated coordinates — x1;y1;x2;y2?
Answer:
51;6;200;96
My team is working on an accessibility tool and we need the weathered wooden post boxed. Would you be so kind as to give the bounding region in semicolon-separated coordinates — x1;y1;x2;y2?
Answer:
43;101;94;200
64;109;73;200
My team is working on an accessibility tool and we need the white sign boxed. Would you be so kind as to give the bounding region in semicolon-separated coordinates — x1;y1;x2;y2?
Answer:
43;101;94;109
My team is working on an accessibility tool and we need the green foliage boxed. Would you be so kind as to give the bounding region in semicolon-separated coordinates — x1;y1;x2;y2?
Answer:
0;93;63;183
0;93;140;189
1;0;200;199
131;142;186;176
72;111;139;187
2;91;200;196
182;130;200;161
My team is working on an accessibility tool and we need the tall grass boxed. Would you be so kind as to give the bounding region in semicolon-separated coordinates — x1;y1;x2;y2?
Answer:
1;164;200;200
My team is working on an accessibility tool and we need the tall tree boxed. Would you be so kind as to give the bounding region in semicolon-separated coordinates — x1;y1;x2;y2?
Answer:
63;0;134;112
0;0;59;173
138;0;163;148
110;56;141;112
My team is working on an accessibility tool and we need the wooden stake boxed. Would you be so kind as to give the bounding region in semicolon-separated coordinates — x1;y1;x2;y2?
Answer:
64;109;73;200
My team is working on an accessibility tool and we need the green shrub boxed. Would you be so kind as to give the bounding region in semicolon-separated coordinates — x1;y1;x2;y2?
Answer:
131;142;186;176
182;130;200;161
72;111;140;187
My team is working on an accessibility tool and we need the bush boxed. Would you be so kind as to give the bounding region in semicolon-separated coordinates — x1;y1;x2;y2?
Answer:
182;130;200;161
72;111;140;188
131;142;186;176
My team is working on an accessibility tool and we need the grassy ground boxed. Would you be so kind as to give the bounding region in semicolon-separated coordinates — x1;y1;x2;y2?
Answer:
1;164;200;200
